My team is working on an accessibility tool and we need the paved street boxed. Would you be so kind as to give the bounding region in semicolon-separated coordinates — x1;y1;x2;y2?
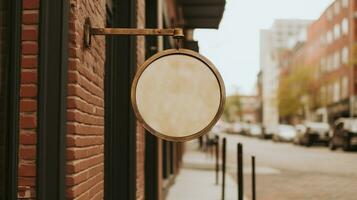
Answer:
221;133;357;200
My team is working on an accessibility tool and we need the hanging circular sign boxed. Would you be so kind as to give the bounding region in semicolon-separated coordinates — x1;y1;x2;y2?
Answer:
131;48;225;142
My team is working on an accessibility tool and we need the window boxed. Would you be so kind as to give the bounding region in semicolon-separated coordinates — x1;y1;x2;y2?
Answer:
341;76;349;98
342;18;348;35
326;54;332;71
321;86;326;104
327;31;333;44
334;81;340;102
334;1;340;16
334;24;341;40
319;36;324;45
342;0;349;8
329;84;334;103
327;8;333;21
320;57;326;73
342;46;349;64
334;51;340;69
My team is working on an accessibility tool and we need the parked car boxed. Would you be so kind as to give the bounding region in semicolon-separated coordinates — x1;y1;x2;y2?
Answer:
273;124;297;142
232;122;243;134
210;125;223;135
249;124;262;137
329;118;357;151
261;125;276;139
211;121;228;134
294;121;330;146
241;122;251;135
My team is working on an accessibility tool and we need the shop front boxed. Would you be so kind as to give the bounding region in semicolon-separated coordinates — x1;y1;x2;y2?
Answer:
0;0;225;199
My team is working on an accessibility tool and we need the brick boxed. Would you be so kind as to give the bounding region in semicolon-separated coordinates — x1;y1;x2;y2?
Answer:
88;163;103;177
67;84;104;107
20;99;37;112
20;84;37;97
67;97;99;116
20;115;37;129
68;63;104;89
66;170;88;186
19;146;36;160
67;110;104;126
18;185;35;199
22;10;39;24
18;164;36;177
66;135;104;147
18;177;36;187
23;0;40;10
21;70;37;84
66;122;104;136
19;131;37;145
22;42;38;55
69;46;80;58
21;56;37;68
66;157;103;175
66;172;103;198
88;180;104;198
22;27;38;41
67;146;103;160
68;58;80;69
91;190;104;200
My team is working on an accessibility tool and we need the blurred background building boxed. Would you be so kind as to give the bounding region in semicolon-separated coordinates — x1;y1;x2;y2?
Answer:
239;95;259;123
262;0;356;124
260;19;312;126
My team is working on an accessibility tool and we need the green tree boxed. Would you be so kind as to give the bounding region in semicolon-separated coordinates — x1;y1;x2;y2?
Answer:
277;65;316;119
222;95;242;122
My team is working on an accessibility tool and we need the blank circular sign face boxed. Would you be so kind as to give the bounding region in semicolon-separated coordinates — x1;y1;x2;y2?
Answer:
131;49;225;142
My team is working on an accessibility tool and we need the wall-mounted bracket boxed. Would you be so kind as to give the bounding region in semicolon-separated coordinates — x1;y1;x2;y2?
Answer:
84;18;184;48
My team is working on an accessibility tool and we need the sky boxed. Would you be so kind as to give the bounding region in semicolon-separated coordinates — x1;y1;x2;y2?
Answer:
194;0;335;96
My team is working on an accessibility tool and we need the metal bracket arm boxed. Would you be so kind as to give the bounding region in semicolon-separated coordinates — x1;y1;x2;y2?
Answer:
84;18;184;48
91;28;184;37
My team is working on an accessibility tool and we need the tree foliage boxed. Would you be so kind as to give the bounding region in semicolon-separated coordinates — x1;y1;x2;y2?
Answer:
277;65;315;118
222;95;242;122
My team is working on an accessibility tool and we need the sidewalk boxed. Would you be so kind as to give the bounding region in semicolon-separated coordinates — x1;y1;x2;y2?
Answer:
166;141;245;200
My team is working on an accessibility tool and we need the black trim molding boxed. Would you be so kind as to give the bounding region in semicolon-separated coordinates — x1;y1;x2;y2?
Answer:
144;0;160;199
37;0;69;199
3;0;22;199
104;0;137;199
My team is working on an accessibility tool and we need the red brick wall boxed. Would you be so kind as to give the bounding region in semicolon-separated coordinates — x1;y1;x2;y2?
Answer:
17;0;149;199
66;0;106;199
18;0;39;198
136;0;146;199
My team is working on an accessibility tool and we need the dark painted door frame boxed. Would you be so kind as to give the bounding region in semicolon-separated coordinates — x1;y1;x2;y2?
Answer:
2;0;22;199
37;0;69;199
144;0;160;199
104;0;137;199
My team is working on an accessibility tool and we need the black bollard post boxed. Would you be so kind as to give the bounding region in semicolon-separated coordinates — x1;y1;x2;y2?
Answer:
252;156;256;200
237;143;243;200
221;138;226;200
215;135;220;185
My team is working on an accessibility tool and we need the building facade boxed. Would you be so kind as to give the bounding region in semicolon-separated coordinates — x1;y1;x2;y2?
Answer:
277;0;356;124
260;19;312;126
239;95;259;123
0;0;225;200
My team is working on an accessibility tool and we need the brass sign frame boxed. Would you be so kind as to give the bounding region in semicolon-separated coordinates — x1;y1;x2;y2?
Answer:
84;18;184;48
131;49;226;142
